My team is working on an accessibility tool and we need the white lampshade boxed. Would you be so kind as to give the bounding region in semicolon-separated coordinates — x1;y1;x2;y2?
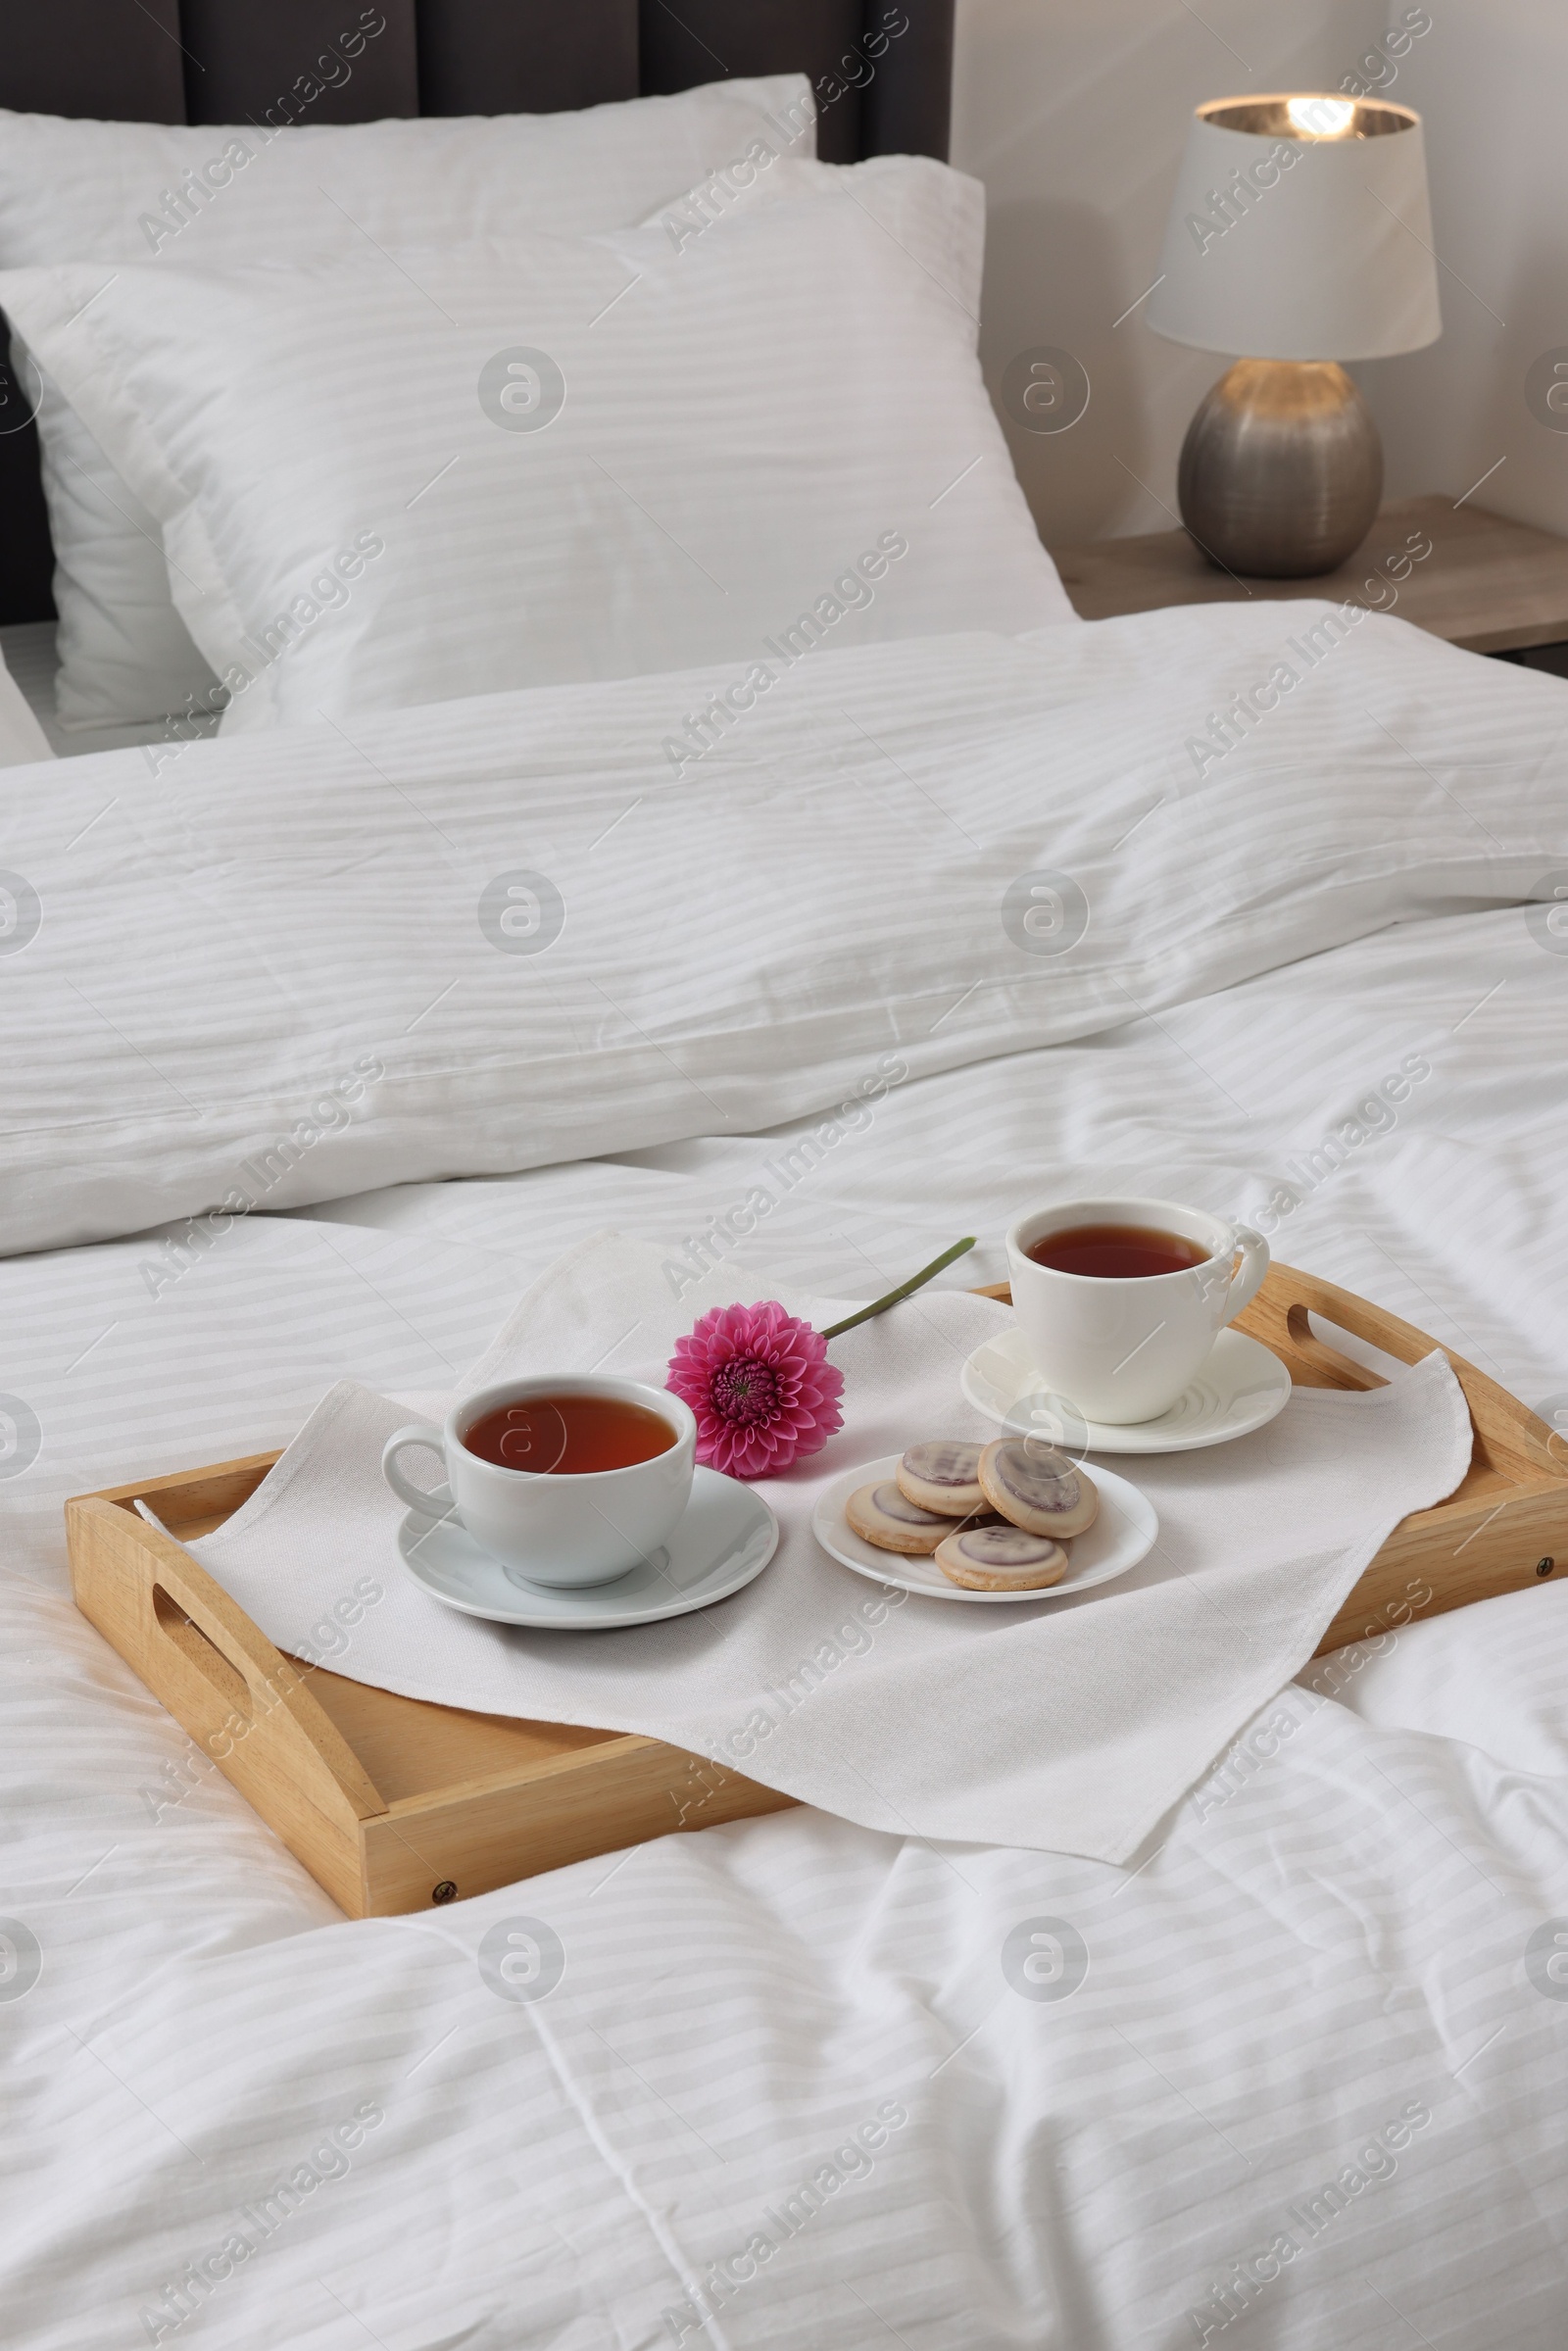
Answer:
1146;94;1442;362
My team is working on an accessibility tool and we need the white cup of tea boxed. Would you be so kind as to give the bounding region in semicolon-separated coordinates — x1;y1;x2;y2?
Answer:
1004;1198;1270;1424
380;1375;697;1589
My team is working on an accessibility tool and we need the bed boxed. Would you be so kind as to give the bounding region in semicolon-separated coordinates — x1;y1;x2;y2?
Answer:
3;10;1568;2350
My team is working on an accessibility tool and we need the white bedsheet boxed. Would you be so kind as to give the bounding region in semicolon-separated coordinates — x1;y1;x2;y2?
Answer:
6;886;1568;2346
0;620;223;759
0;621;52;764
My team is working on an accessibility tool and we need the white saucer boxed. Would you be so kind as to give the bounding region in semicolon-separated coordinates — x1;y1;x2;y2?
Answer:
812;1452;1157;1605
397;1466;778;1629
959;1325;1292;1455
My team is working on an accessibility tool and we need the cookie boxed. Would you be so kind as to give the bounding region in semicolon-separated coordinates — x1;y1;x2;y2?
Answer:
977;1440;1099;1538
895;1440;987;1517
846;1481;954;1555
935;1524;1068;1591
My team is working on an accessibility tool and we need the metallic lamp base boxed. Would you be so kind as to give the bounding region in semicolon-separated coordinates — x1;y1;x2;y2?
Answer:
1177;360;1383;578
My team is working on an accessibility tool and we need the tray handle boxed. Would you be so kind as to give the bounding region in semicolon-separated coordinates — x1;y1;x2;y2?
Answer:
68;1494;384;1828
1237;1262;1560;1484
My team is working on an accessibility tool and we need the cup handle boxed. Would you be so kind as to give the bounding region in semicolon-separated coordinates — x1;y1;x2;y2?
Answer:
381;1426;456;1518
1223;1224;1270;1323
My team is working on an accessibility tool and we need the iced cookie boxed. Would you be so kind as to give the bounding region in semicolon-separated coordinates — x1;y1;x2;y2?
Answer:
935;1524;1068;1591
895;1440;987;1517
977;1440;1099;1538
846;1481;954;1555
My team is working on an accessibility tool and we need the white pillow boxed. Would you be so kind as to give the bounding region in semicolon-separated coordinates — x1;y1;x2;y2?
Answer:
1;165;1073;726
0;75;816;730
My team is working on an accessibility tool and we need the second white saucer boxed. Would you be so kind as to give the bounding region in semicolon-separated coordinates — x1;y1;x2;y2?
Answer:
959;1325;1292;1454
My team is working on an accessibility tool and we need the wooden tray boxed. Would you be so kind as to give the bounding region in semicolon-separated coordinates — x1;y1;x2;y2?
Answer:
65;1262;1567;1918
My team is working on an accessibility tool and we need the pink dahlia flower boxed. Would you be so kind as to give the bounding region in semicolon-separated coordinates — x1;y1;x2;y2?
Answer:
667;1301;845;1480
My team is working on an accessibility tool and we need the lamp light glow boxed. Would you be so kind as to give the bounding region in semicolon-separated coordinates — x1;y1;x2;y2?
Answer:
1286;95;1357;138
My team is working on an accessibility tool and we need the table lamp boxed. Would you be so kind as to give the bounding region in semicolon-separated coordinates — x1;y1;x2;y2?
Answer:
1146;95;1441;576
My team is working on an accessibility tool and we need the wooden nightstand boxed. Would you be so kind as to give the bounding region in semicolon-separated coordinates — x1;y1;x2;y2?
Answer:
1050;493;1568;659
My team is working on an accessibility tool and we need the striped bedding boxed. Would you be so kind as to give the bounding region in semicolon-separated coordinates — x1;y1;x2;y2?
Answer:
3;610;1568;2347
1;600;1564;1256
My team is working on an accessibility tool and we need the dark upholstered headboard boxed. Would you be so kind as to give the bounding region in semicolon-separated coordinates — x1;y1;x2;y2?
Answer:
0;0;955;623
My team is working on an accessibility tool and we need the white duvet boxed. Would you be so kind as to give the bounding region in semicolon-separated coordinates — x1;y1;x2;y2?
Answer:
4;605;1568;2348
3;600;1565;1255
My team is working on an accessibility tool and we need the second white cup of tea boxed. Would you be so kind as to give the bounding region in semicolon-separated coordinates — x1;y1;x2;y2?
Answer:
1004;1198;1269;1424
380;1375;697;1589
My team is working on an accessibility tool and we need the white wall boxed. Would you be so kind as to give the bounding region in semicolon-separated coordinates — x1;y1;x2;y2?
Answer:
951;0;1459;551
1353;2;1568;535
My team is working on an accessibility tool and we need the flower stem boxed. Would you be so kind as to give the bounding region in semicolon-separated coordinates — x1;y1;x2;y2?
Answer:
819;1237;977;1344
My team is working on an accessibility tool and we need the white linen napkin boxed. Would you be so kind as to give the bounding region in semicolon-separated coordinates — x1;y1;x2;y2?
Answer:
187;1233;1473;1861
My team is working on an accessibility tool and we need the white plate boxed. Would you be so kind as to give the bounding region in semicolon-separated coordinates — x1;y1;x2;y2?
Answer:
397;1466;778;1629
811;1452;1157;1605
959;1325;1292;1454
